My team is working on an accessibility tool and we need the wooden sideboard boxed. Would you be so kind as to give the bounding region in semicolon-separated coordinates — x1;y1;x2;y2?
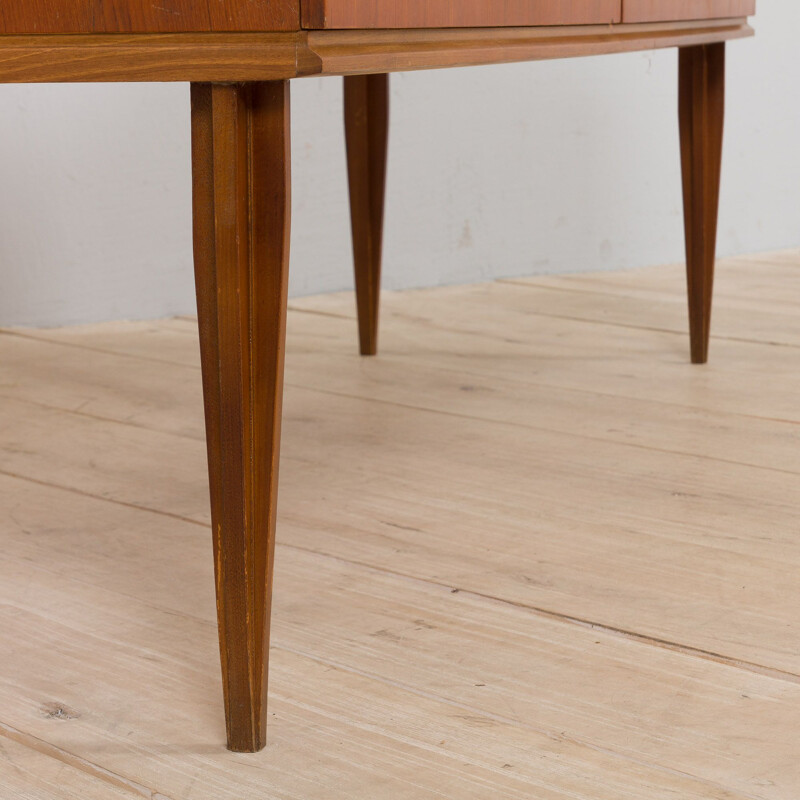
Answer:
0;0;755;754
0;0;756;32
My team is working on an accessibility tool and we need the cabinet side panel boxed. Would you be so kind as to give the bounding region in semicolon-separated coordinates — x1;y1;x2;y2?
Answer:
94;0;212;33
208;0;300;31
623;0;754;23
0;1;92;34
302;0;621;29
0;0;300;33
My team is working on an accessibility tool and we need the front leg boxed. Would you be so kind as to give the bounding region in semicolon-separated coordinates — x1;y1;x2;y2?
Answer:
191;81;291;752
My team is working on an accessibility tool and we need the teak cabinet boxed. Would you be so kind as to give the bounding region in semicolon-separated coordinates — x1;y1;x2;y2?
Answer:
0;0;755;756
0;0;757;33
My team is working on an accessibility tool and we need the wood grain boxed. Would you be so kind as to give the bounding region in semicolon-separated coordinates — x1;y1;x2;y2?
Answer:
0;0;92;35
0;0;300;33
0;0;756;33
679;43;725;364
288;266;800;432
0;20;752;83
3;542;790;799
304;20;753;77
0;253;799;796
206;0;300;32
302;0;621;29
344;73;389;356
0;33;316;83
623;0;755;23
93;0;212;34
0;730;143;799
191;81;291;751
5;256;800;670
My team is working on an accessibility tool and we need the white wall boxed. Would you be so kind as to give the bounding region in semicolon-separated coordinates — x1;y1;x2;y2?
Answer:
0;1;797;327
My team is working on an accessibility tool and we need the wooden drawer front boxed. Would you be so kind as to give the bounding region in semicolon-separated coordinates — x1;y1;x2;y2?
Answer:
302;1;622;29
0;0;300;34
623;0;755;23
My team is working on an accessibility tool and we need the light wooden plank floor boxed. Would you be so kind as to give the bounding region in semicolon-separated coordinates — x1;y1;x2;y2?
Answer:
1;250;798;799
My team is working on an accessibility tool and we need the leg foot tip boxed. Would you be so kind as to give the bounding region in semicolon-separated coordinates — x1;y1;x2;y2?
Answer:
227;737;266;753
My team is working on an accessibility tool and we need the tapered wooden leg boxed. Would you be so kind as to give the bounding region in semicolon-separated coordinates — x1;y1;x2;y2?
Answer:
191;81;291;752
679;43;725;365
344;74;389;356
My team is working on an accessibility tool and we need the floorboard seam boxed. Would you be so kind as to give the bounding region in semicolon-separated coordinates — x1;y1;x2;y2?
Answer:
276;542;800;687
6;365;800;481
0;720;170;799
496;280;800;348
0;328;202;371
1;463;797;687
274;644;767;800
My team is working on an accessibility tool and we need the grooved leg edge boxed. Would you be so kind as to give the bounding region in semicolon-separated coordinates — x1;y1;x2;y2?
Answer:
191;80;291;752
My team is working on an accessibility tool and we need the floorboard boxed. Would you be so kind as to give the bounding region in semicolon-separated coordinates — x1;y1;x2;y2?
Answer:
0;251;797;798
